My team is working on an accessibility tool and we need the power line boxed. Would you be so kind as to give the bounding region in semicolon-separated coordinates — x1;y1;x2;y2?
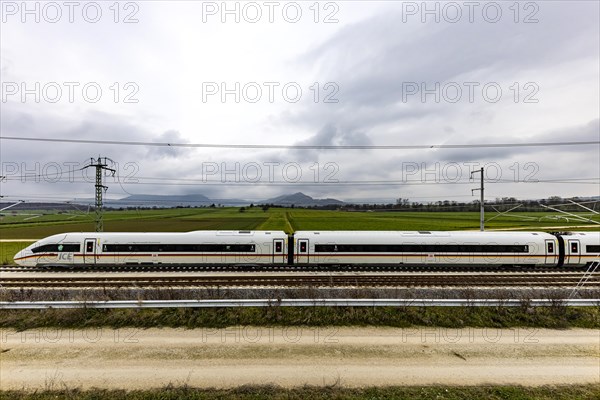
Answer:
2;172;599;185
1;136;598;150
83;175;600;184
0;167;88;181
2;177;600;186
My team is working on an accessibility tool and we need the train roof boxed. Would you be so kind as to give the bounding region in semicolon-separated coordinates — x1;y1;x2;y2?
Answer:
557;231;600;237
62;230;285;235
294;231;559;239
34;231;288;243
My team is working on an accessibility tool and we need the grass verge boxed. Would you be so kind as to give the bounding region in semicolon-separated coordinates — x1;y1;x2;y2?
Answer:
1;305;598;330
0;242;33;265
1;384;599;400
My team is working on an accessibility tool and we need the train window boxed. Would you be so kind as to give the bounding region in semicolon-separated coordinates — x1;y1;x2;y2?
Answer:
102;243;256;252
587;245;600;253
571;242;579;253
275;242;282;252
547;242;554;253
86;242;94;252
300;242;307;253
314;244;529;253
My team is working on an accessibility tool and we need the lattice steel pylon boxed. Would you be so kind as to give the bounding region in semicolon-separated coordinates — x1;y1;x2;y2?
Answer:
83;157;115;232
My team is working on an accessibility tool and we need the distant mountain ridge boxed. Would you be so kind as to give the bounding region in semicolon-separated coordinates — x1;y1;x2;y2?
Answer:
105;192;344;207
120;194;211;203
106;194;243;207
264;192;344;206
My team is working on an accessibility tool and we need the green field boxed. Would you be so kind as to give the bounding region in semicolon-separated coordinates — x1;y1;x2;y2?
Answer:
3;207;600;237
1;207;598;264
0;208;269;238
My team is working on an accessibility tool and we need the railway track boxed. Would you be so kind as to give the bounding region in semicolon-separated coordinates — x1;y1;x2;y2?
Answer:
0;264;593;274
1;272;598;288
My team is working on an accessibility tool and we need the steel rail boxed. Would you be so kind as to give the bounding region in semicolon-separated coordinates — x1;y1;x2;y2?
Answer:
1;298;598;309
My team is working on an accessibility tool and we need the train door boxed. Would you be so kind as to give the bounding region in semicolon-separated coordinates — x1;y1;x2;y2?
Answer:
544;239;557;265
273;239;285;264
296;239;309;264
566;239;581;265
84;239;96;264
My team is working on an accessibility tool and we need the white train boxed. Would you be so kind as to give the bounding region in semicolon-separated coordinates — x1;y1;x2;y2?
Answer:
14;230;288;267
13;230;600;268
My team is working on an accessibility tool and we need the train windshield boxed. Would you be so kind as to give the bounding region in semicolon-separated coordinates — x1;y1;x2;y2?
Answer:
31;244;81;253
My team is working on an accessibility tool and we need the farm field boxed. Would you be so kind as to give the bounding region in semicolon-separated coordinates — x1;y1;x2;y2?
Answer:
1;207;598;264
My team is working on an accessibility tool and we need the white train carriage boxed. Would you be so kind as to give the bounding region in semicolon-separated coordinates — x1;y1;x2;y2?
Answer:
559;231;600;266
293;230;562;267
14;229;599;268
14;230;289;267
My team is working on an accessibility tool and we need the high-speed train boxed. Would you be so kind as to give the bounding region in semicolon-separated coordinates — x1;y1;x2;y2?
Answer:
13;230;600;268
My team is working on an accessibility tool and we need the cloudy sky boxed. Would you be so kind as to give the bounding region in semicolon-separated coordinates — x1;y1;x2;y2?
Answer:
1;0;599;204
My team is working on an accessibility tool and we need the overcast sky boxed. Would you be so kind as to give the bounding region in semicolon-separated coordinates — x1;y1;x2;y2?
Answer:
1;0;599;203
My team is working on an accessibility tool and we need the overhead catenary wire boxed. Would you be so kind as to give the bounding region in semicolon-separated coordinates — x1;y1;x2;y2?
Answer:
2;179;599;186
1;136;599;150
2;173;599;185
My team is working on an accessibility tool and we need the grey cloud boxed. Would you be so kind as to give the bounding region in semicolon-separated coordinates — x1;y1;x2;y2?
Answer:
145;130;190;159
276;123;373;163
305;3;599;85
280;2;599;147
437;118;600;162
0;105;193;200
297;123;372;147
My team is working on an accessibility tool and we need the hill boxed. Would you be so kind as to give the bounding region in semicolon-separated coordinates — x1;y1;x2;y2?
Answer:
263;192;344;207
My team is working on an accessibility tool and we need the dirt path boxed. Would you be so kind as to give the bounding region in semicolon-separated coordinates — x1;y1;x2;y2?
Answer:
1;327;598;390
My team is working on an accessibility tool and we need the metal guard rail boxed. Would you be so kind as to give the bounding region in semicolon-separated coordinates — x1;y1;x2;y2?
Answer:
1;298;598;309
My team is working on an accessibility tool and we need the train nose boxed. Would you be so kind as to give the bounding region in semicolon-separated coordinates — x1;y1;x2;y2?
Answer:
13;249;30;266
